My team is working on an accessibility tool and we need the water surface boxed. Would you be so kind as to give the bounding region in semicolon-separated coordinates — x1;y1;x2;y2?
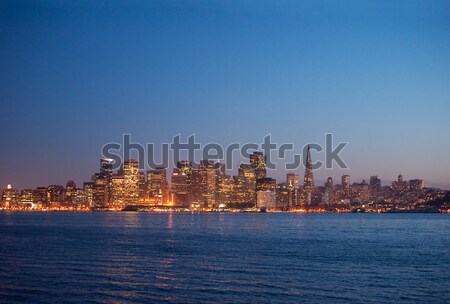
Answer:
0;212;449;303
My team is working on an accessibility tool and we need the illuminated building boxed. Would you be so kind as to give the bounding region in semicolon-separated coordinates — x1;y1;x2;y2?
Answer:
302;145;315;206
287;173;300;189
122;159;140;204
20;189;34;205
250;151;267;179
111;175;125;208
238;164;256;206
83;182;94;207
191;160;223;208
276;183;290;210
232;176;251;207
303;145;314;190
100;158;113;204
110;160;141;208
392;174;408;193
138;172;146;198
65;180;77;203
147;167;167;198
323;177;334;205
2;184;18;208
286;173;300;207
256;178;277;192
257;190;276;209
47;185;65;204
33;187;48;206
369;176;381;198
100;158;113;176
256;178;276;209
175;161;192;193
351;180;370;203
217;174;233;206
342;175;350;196
73;188;85;205
92;174;108;207
172;172;189;195
409;179;424;191
234;152;268;207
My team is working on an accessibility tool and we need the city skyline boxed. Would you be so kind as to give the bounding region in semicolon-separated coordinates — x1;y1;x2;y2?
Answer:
1;135;449;191
2;148;448;213
1;2;449;304
1;1;450;190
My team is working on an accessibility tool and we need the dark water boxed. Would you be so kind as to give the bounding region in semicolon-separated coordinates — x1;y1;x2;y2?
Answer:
0;212;449;304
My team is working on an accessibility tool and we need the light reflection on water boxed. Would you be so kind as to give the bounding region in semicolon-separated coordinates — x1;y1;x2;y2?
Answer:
0;212;449;304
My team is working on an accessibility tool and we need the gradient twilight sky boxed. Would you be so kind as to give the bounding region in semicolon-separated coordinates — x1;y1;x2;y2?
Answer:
1;0;449;190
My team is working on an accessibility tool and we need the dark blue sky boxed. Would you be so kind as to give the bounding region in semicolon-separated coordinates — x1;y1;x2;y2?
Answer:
1;0;449;189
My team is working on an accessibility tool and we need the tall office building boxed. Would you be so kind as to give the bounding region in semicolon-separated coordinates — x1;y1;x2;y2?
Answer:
257;190;276;209
92;174;108;208
302;145;314;206
138;172;147;198
256;177;277;192
237;163;256;205
121;159;140;204
1;184;18;208
191;160;223;208
217;174;233;206
250;152;267;179
352;180;370;203
324;177;334;205
303;145;314;190
286;173;300;207
232;176;254;207
47;185;65;204
65;180;77;203
20;189;34;205
176;161;193;191
392;174;408;193
342;175;350;196
369;176;381;198
83;182;94;207
100;158;114;204
33;187;48;207
256;178;277;209
409;179;424;191
276;183;290;210
147;167;167;197
287;173;300;189
172;172;189;195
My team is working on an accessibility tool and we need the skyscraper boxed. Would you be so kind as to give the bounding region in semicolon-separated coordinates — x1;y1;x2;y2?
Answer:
92;174;108;207
256;178;277;209
1;184;18;208
100;158;113;177
65;180;77;203
171;161;193;204
303;145;314;189
302;145;314;206
122;159;140;204
324;177;334;205
369;176;381;198
250;152;267;179
47;185;65;204
147;167;167;198
100;158;114;204
342;175;350;196
217;174;233;206
287;173;300;189
191;160;223;208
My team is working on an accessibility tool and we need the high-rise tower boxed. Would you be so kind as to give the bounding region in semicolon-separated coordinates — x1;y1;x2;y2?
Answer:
303;145;314;189
302;145;314;206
